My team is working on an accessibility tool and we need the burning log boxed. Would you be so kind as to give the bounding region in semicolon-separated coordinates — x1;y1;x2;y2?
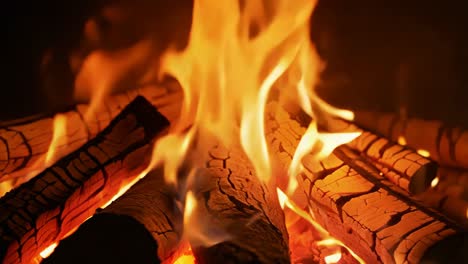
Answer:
0;84;181;182
42;168;182;264
189;143;290;264
347;131;438;194
0;96;170;264
354;111;468;169
265;102;467;263
302;146;467;264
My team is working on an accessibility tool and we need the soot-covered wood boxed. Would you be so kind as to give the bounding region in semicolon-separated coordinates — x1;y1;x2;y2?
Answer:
354;111;468;169
265;101;468;264
0;96;169;264
189;142;290;264
43;168;181;264
0;84;181;183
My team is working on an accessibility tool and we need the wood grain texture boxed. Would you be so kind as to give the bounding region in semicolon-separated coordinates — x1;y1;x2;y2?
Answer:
0;96;169;264
190;142;290;264
42;168;181;264
265;101;467;264
0;83;181;182
354;111;468;169
348;131;437;194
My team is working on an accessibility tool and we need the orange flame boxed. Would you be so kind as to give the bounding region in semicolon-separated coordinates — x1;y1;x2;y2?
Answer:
277;188;365;264
45;114;68;165
39;242;58;259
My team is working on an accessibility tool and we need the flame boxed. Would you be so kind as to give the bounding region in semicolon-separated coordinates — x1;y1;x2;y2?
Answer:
398;136;407;146
39;243;58;259
45;114;68;165
417;149;430;158
430;177;440;188
324;251;342;264
277;188;365;264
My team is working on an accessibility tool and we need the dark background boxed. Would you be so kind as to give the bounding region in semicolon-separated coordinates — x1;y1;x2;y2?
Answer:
1;0;467;125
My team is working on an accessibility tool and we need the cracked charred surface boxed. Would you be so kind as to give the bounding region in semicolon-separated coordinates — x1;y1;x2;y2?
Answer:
265;101;467;264
354;111;468;169
347;130;437;194
43;168;182;264
0;96;169;264
0;83;181;183
190;143;290;264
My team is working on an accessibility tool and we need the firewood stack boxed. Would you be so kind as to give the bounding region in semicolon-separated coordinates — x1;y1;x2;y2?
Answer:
0;84;467;264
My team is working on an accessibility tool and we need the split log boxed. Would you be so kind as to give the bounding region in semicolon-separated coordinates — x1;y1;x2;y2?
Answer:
0;96;170;264
0;83;182;182
301;146;467;264
265;102;468;263
43;168;182;264
348;130;437;194
354;111;468;169
188;142;290;264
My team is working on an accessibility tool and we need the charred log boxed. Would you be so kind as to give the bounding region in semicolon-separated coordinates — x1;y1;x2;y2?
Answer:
354;111;468;169
189;143;290;264
43;168;182;264
0;96;169;264
265;101;468;264
348;130;437;194
0;84;181;182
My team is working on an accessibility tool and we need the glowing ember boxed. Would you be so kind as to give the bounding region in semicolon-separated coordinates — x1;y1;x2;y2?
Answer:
417;149;431;157
277;188;365;264
398;135;407;146
324;251;342;264
39;243;58;259
431;177;440;188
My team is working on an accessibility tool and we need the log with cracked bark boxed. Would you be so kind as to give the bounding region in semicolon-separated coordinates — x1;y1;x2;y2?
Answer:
0;83;182;182
187;141;290;264
42;167;182;264
347;130;437;194
265;101;468;264
0;96;170;264
354;111;468;169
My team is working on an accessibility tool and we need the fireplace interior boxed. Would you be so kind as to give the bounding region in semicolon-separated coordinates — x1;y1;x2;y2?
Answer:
1;1;468;264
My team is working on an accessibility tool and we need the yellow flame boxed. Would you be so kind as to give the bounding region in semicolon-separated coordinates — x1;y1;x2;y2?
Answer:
45;114;68;165
398;136;407;146
324;251;342;264
417;149;430;158
277;188;365;264
430;177;439;188
39;243;58;259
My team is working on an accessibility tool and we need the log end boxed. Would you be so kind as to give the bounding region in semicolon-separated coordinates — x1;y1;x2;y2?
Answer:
409;161;438;194
43;214;160;264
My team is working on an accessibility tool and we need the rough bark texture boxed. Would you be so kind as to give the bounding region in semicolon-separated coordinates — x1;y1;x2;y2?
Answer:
348;130;437;194
42;168;181;264
354;111;468;169
190;142;290;264
265;101;468;264
0;83;181;182
0;96;169;264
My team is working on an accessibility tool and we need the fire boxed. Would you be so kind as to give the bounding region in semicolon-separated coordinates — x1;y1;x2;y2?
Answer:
39;243;58;259
277;188;365;264
417;149;431;158
45;114;68;165
324;251;342;264
62;0;363;261
431;177;440;188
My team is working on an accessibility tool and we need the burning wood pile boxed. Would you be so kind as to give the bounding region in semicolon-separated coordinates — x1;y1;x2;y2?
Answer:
0;0;467;264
